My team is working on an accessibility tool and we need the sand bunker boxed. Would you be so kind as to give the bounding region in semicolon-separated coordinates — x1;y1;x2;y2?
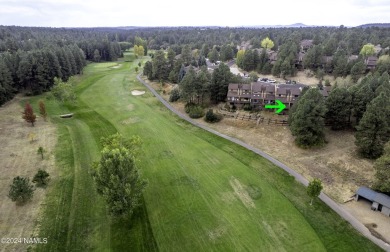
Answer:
110;64;122;69
131;90;145;96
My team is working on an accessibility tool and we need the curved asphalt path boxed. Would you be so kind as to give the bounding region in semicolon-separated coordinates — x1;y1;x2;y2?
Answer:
137;74;390;251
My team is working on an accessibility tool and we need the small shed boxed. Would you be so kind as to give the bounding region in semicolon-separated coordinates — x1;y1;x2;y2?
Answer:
355;187;390;216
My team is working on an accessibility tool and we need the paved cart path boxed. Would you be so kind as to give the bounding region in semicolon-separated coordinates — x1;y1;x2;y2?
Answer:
137;74;390;251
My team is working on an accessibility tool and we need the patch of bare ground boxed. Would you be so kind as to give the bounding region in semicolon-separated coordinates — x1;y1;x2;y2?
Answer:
258;71;336;86
229;177;255;209
344;200;390;243
0;97;57;252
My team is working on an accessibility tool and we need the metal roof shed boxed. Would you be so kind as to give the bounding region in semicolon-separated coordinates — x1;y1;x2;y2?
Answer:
356;187;378;201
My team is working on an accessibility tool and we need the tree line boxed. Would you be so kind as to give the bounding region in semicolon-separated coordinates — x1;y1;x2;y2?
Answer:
0;26;129;105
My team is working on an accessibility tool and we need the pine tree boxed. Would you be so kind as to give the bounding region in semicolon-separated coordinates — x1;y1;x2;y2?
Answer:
373;142;390;193
290;88;327;148
0;58;14;105
355;92;390;159
8;176;34;205
32;169;50;187
352;83;375;124
325;87;352;130
22;102;36;126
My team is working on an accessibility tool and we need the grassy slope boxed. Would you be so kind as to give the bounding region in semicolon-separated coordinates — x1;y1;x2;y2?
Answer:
31;51;381;251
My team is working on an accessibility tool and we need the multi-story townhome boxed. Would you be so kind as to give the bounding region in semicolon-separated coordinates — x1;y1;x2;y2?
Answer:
227;82;328;112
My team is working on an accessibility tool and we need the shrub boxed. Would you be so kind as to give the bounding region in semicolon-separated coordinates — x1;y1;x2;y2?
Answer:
243;104;252;111
169;89;180;102
205;109;222;123
32;170;50;187
8;176;34;205
185;103;204;118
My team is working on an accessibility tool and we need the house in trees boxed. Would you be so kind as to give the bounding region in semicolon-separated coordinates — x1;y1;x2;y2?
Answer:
374;44;382;55
355;187;390;217
227;82;307;110
268;51;278;65
348;55;359;63
365;56;378;70
295;52;306;69
300;40;314;52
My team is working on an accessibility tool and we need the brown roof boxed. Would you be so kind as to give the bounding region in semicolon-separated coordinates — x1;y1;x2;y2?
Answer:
268;51;278;61
277;87;289;95
227;91;237;97
300;39;313;49
266;86;275;93
366;56;378;66
228;83;239;90
241;84;251;90
320;89;329;97
290;88;301;96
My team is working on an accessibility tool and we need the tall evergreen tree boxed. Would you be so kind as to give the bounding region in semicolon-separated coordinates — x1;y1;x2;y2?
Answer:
210;63;233;103
290;88;327;148
355;92;390;159
352;82;375;124
0;58;14;105
373;142;390;193
152;50;168;81
325;87;352;130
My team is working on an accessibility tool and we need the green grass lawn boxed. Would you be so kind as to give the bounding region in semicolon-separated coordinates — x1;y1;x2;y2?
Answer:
31;53;381;251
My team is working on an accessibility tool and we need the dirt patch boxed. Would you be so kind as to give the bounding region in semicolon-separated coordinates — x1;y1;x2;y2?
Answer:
208;225;227;241
0;97;57;251
131;90;145;96
110;64;122;69
344;200;390;243
230;177;255;208
127;104;134;111
120;117;140;125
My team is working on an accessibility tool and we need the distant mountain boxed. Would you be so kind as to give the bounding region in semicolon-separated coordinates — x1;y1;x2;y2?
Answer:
243;23;319;28
357;23;390;28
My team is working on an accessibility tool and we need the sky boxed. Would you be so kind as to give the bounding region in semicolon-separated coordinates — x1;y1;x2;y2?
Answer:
0;0;389;28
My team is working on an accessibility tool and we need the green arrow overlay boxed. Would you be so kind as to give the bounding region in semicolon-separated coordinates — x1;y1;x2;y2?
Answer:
264;100;286;114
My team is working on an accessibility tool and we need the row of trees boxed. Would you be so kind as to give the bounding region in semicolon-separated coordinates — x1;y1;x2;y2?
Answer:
0;45;85;105
144;49;241;104
289;72;390;155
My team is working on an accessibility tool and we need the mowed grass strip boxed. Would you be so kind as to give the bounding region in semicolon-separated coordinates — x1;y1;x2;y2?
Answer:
80;69;326;251
33;61;157;251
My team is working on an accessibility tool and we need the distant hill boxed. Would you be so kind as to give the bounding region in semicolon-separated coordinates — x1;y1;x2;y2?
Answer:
244;23;321;28
357;23;390;28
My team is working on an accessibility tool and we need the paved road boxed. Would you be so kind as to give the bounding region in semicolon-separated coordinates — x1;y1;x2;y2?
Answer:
137;74;390;251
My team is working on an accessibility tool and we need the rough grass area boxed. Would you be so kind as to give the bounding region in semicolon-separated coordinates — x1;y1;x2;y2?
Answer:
0;98;57;252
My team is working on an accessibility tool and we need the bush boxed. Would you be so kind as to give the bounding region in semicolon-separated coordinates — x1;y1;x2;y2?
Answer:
169;89;180;102
243;104;252;111
8;176;34;205
185;103;204;118
205;109;222;123
32;169;50;187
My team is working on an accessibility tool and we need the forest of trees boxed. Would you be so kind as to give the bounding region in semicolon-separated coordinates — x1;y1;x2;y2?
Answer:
2;25;390;106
